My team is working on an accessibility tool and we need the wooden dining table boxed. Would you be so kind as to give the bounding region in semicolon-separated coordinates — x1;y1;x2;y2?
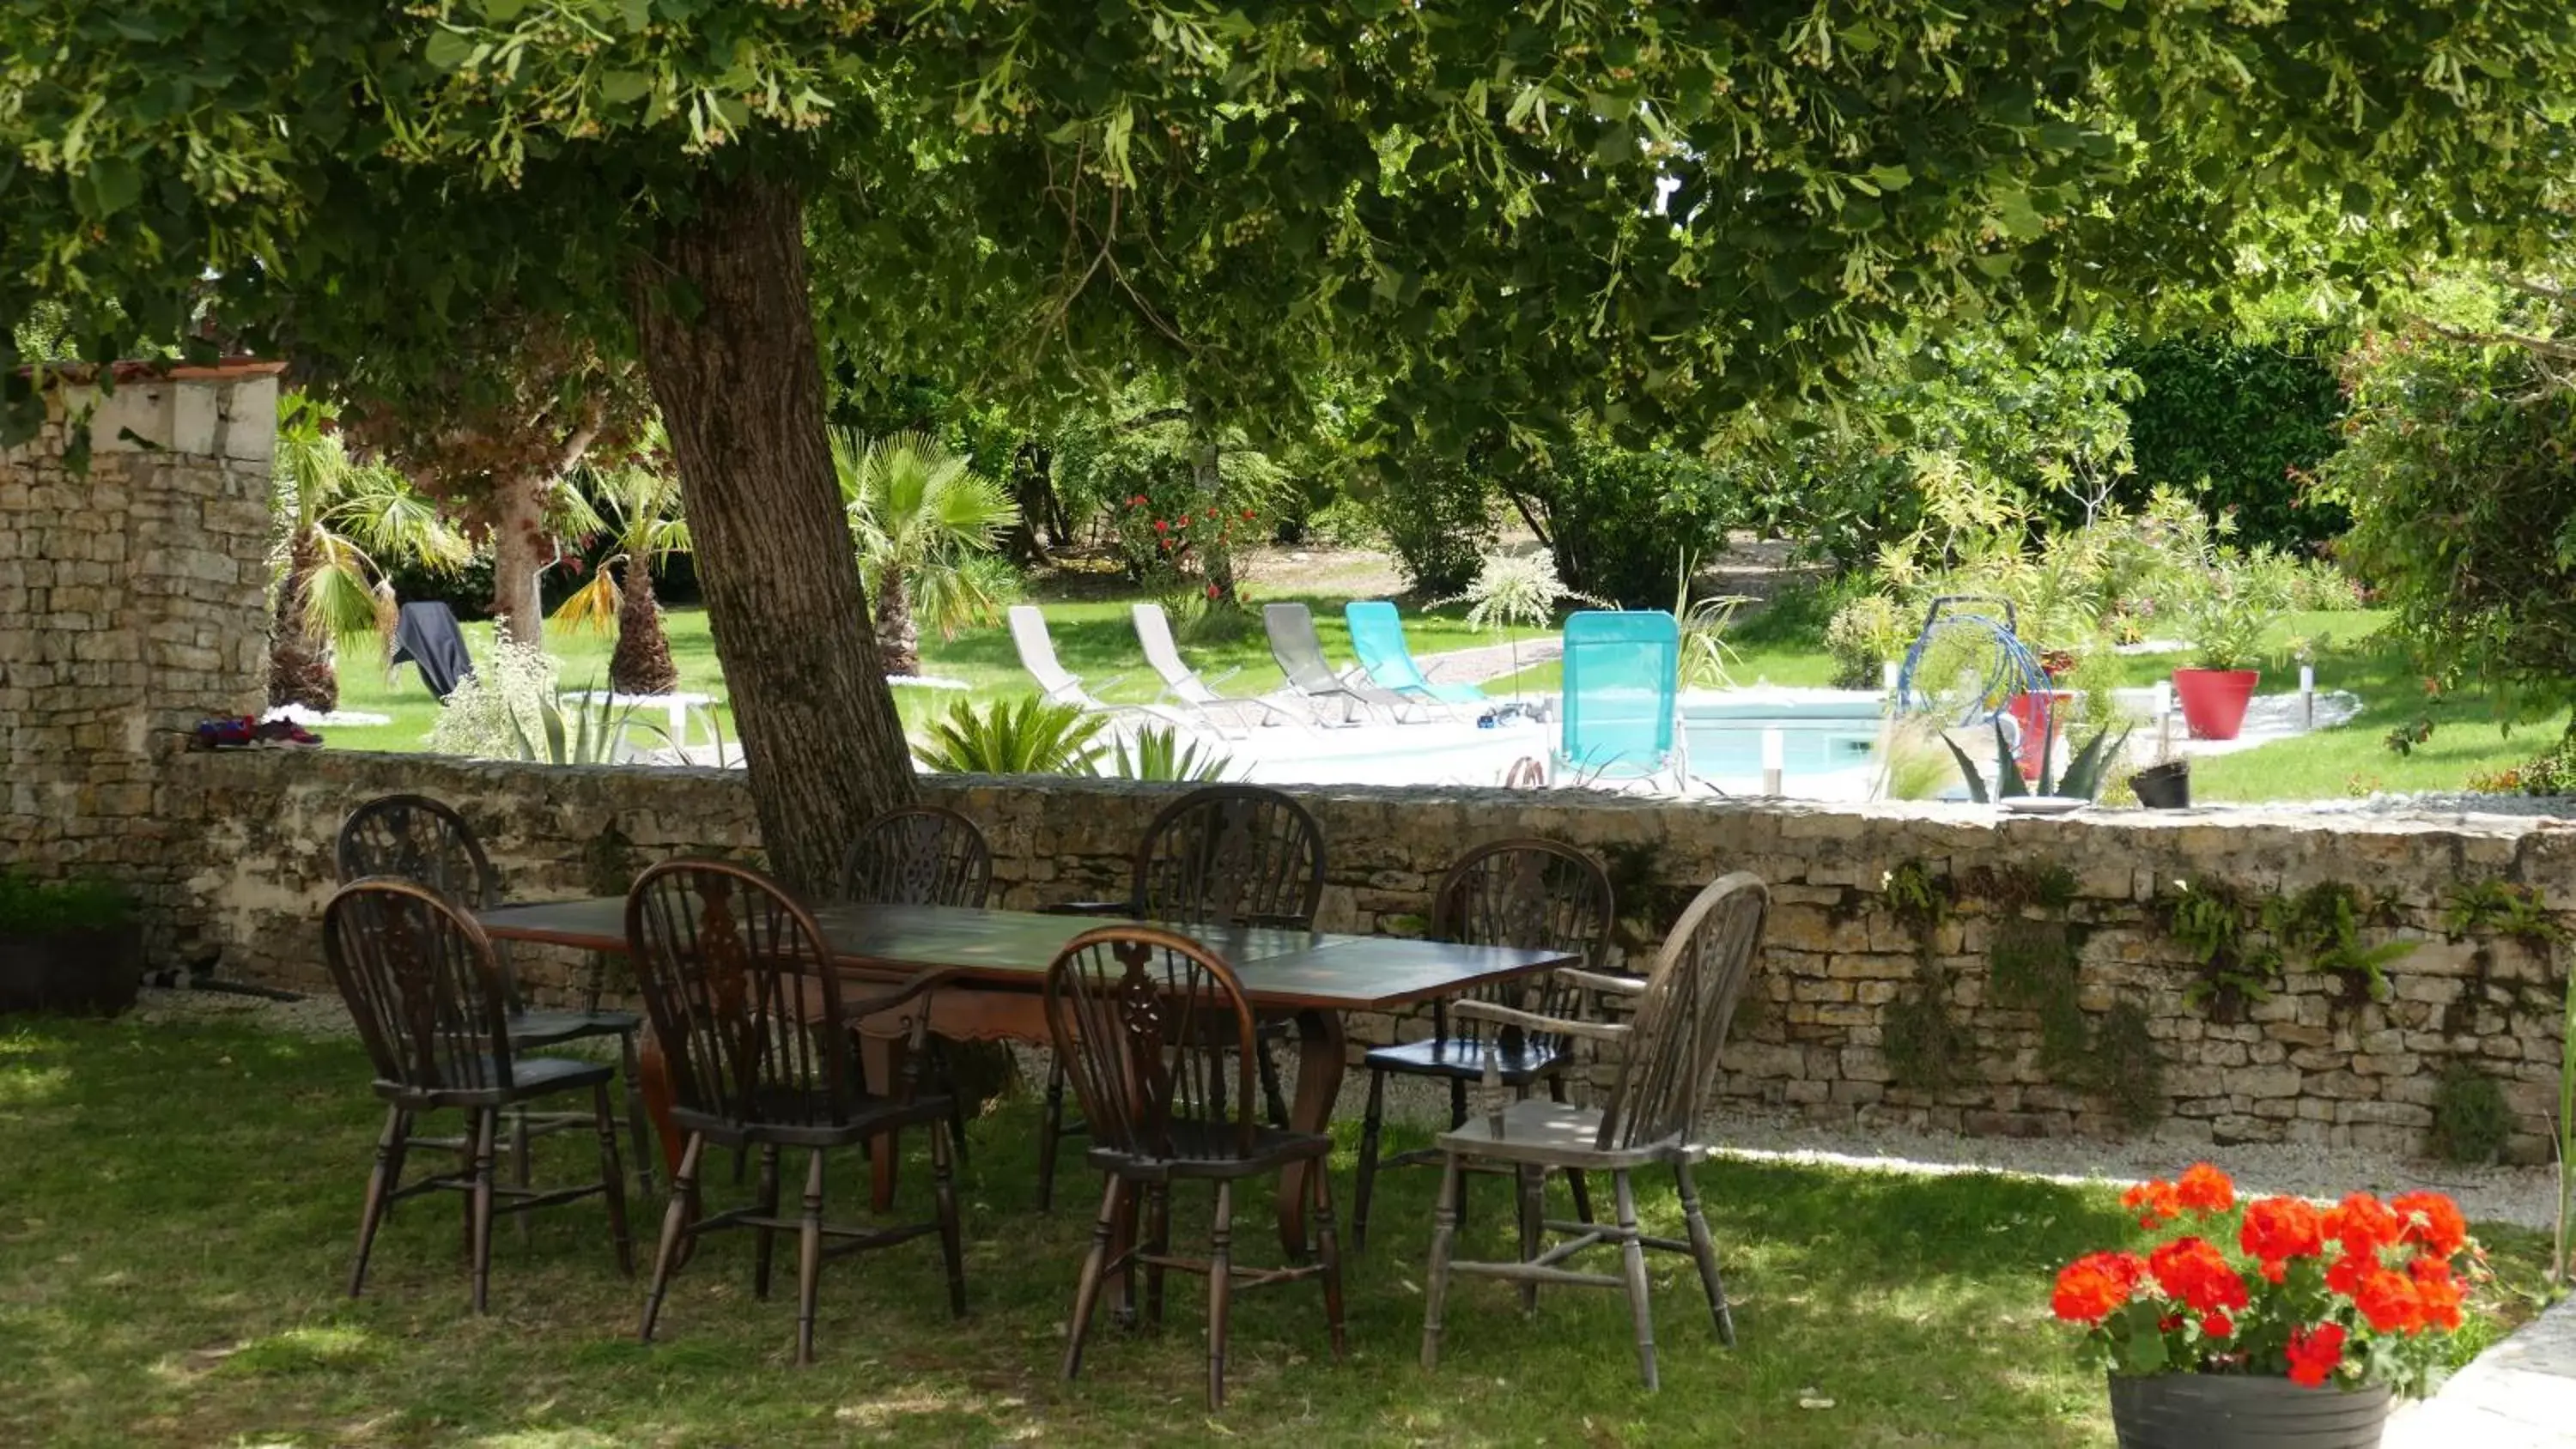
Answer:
477;898;1579;1257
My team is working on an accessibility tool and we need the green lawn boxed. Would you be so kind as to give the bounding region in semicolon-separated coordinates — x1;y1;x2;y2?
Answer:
5;1015;2547;1447
317;588;2557;803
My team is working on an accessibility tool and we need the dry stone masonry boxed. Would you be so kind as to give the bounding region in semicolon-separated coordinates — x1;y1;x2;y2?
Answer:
171;750;2575;1164
1;366;277;958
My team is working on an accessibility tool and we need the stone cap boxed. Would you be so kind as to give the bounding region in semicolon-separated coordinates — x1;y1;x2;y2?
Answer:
14;358;288;386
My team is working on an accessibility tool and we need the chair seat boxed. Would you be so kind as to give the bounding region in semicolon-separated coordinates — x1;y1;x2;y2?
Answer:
375;1052;617;1109
1364;1035;1575;1083
507;1006;640;1047
1086;1119;1332;1181
1435;1098;1689;1170
672;1088;957;1149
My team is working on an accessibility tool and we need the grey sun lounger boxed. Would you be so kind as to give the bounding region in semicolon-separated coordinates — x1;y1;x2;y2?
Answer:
1131;603;1300;737
1261;602;1432;725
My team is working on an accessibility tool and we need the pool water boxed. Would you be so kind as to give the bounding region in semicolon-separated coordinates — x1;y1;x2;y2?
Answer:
1679;696;1884;779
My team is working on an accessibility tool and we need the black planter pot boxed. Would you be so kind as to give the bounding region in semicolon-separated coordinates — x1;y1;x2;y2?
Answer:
2109;1374;2391;1449
0;924;143;1016
2132;760;2191;809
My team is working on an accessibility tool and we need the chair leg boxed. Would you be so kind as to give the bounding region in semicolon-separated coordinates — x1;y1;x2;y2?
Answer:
1036;1054;1067;1214
1516;1163;1544;1315
1144;1181;1170;1329
933;1117;967;1319
1446;1077;1470;1235
1311;1155;1347;1360
751;1143;782;1300
1206;1179;1236;1410
1352;1069;1387;1253
1546;1076;1594;1225
1420;1151;1463;1370
1613;1170;1658;1391
619;1031;656;1197
1676;1160;1735;1349
592;1082;634;1277
1062;1175;1126;1383
1255;1040;1291;1130
794;1148;827;1366
468;1107;498;1316
511;1109;533;1246
640;1132;704;1343
349;1105;408;1299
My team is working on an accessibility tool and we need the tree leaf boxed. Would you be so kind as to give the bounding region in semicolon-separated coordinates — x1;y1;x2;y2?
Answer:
86;157;140;218
423;29;477;72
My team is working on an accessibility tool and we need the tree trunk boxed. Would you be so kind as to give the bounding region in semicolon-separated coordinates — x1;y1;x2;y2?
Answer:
610;559;681;695
630;170;916;894
1187;386;1237;606
489;473;549;647
1001;441;1054;567
266;529;338;712
873;566;921;677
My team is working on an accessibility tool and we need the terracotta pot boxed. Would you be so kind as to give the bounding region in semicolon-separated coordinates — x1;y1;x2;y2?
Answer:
2108;1373;2390;1449
2172;668;2259;742
2004;690;2079;779
0;923;143;1016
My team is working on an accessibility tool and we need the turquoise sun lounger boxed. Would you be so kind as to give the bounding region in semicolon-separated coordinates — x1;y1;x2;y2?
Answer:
1344;601;1486;706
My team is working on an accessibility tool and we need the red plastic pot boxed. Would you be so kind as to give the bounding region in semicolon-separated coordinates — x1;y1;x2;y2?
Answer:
2172;668;2259;742
2004;691;2078;779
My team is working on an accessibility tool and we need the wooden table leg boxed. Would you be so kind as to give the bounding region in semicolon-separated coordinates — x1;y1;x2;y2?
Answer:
637;1029;683;1183
1278;1008;1347;1259
858;1031;900;1212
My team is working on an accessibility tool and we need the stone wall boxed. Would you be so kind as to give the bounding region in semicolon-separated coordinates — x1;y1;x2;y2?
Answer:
172;749;2576;1161
2;366;278;955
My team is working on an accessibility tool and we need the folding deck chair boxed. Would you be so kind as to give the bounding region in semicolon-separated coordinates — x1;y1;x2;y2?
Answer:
1554;609;1693;793
1345;601;1488;708
1261;603;1431;725
1129;603;1299;737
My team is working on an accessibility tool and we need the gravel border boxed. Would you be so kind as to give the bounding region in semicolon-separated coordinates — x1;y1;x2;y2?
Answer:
131;987;2564;1230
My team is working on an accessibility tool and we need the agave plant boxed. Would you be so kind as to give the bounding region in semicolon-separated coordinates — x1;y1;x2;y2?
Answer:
1103;725;1235;783
913;697;1104;775
1943;715;2134;803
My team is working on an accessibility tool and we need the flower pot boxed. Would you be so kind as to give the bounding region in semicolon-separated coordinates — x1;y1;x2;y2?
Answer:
0;924;143;1016
2172;668;2259;742
2004;690;2079;780
2108;1374;2391;1449
2132;760;2191;809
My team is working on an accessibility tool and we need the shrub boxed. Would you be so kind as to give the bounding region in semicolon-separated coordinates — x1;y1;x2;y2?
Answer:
0;870;130;933
1365;448;1494;597
912;697;1103;775
2429;1064;2515;1164
1826;594;1911;689
1521;440;1741;608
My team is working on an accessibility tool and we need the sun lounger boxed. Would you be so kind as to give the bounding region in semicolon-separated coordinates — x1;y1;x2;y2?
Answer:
1261;602;1430;725
1344;600;1486;707
1130;603;1298;737
1007;605;1184;728
1556;609;1691;791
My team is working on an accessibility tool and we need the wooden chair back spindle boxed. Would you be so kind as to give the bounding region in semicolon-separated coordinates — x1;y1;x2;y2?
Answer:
324;879;517;1097
1595;872;1769;1152
1044;927;1262;1166
839;804;994;907
625;859;854;1133
1130;785;1325;931
336;794;503;907
1429;838;1616;1049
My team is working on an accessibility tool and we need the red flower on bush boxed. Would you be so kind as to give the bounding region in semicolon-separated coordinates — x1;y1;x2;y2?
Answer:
2051;1251;2145;1325
1152;518;1169;533
2123;1178;2182;1229
1241;507;1255;520
2200;1310;2234;1339
1204;583;1220;599
2391;1191;2468;1258
2409;1257;2466;1331
2354;1269;2424;1336
2240;1196;2325;1276
2149;1237;2249;1316
2325;1192;2402;1259
2285;1323;2347;1388
1128;494;1149;508
2176;1163;2235;1216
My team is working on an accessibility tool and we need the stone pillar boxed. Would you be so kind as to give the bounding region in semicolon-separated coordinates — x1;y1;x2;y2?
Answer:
0;362;280;961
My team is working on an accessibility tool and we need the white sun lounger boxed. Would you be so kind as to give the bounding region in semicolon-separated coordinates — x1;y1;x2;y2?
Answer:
1007;604;1187;729
1130;603;1300;737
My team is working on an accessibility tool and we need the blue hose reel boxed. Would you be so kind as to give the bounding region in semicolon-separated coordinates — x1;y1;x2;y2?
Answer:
1893;595;2057;733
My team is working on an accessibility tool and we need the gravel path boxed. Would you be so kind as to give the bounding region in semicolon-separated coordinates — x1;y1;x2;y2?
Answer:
134;987;2563;1229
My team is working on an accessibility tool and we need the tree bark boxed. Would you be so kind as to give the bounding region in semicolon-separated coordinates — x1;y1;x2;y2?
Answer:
873;565;921;677
1187;386;1236;605
489;473;549;647
630;170;916;894
266;529;338;712
611;559;681;695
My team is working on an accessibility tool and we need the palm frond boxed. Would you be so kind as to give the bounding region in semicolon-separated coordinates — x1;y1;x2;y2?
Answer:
910;550;1022;640
912;696;1103;775
548;561;626;635
302;535;395;641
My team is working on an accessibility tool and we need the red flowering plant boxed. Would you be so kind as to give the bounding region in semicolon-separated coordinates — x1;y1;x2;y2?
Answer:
1110;482;1250;598
2051;1164;2484;1397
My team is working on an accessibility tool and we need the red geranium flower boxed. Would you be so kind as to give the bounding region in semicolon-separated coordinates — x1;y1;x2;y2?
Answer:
2200;1310;2234;1339
2241;1196;2325;1273
2326;1250;2373;1298
2354;1269;2424;1336
2324;1192;2402;1258
2149;1237;2249;1316
2390;1191;2468;1258
2409;1257;2466;1331
2286;1323;2347;1388
2176;1163;2235;1216
2050;1251;2146;1325
2123;1179;2183;1230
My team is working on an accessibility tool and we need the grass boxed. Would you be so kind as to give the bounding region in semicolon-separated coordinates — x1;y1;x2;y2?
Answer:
27;1016;2552;1447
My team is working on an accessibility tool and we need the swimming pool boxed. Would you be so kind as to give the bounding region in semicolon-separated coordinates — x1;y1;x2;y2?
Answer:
1677;693;1885;782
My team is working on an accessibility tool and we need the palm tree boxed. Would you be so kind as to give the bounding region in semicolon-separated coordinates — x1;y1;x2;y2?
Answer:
548;450;691;694
829;428;1019;676
269;399;474;712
